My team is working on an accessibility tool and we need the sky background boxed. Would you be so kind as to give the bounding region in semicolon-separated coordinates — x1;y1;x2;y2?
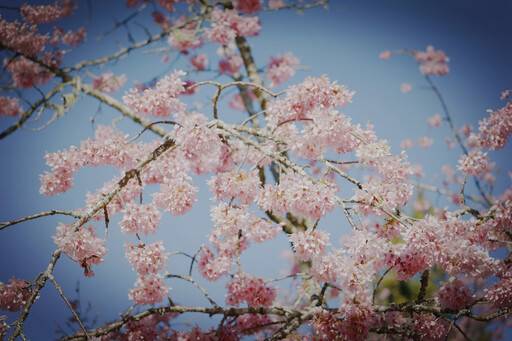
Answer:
1;0;511;339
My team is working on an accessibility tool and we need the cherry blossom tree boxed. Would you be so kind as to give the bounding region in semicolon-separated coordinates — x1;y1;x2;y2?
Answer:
0;0;511;340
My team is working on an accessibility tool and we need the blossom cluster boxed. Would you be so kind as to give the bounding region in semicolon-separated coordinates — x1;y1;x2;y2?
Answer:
4;57;53;88
125;241;168;276
210;203;279;243
484;267;512;309
0;18;48;55
208;169;261;205
119;202;162;235
437;279;473;310
123;70;187;118
265;52;299;88
197;245;234;281
50;26;87;46
225;274;277;307
53;223;106;277
457;149;489;176
289;229;330;262
219;54;243;75
205;7;261;45
189;53;208;70
91;71;127;93
257;172;337;220
232;0;263;15
39;125;142;197
312;304;372;341
167;15;203;51
353;152;414;217
0;277;33;312
0;96;22;117
127;273;170;306
266;75;354;128
399;216;499;279
415;45;450;76
20;1;77;25
474;100;512;151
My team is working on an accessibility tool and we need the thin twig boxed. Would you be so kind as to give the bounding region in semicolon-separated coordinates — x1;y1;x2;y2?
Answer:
166;274;220;309
48;274;89;338
0;210;81;231
372;268;392;305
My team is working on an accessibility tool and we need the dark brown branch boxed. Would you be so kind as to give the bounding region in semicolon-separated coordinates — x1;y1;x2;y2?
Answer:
416;270;429;303
57;305;303;340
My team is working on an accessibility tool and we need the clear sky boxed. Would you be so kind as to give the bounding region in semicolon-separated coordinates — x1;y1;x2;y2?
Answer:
0;0;511;339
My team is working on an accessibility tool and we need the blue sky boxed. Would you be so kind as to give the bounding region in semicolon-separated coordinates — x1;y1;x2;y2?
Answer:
0;0;511;339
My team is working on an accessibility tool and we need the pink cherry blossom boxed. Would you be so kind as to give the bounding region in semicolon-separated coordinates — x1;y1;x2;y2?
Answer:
0;315;7;339
286;174;337;220
400;82;412;93
53;223;106;277
289;229;330;262
61;26;87;46
167;19;203;51
266;75;354;128
244;216;279;243
152;177;198;216
459;124;473;138
411;313;449;340
232;314;272;335
125;241;168;276
475;101;512;151
91;72;127;93
428;113;442;127
484;268;512;309
418;136;433;148
128;273;170;305
379;50;392;60
209;229;250;258
401;215;499;278
353;177;413;217
232;0;263;15
228;138;275;167
210;203;251;237
119;202;162;235
208;169;261;205
218;54;243;75
4;57;53;88
0;277;33;312
20;1;76;25
265;52;299;88
400;139;414;149
311;252;343;283
0;96;22;117
438;279;473;310
205;7;261;45
226;274;277;307
123;70;187;118
415;45;450;76
268;0;285;9
39;170;74;196
0;18;48;55
174;125;223;161
189;53;208;70
412;197;430;212
197;245;233;281
356;139;391;164
457;149;489;176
